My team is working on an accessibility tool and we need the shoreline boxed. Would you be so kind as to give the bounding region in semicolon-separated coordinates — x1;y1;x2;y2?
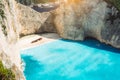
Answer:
17;33;60;51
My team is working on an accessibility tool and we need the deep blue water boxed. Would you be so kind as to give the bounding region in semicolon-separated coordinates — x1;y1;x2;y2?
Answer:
21;39;120;80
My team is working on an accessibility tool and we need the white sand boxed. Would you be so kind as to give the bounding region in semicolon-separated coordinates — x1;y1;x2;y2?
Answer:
17;33;60;51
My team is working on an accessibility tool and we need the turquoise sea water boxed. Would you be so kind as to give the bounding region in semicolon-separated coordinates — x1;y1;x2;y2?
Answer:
21;39;120;80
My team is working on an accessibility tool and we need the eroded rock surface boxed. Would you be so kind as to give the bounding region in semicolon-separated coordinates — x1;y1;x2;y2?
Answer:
16;0;120;48
0;0;25;79
54;0;107;40
53;0;120;48
15;1;60;37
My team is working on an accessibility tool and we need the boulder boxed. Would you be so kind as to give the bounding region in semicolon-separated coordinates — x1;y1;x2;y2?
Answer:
17;3;51;36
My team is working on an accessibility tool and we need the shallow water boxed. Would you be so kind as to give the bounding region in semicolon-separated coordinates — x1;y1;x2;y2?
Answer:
21;39;120;80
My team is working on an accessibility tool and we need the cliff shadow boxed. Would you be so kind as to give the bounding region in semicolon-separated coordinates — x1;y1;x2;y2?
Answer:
36;33;60;39
60;38;120;54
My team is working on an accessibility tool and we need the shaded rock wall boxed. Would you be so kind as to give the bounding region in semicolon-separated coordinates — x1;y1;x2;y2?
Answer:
101;4;120;48
36;13;57;33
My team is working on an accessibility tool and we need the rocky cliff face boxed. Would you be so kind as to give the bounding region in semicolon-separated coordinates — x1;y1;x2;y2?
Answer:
53;0;120;48
17;3;51;36
0;0;56;79
13;0;120;48
0;0;25;79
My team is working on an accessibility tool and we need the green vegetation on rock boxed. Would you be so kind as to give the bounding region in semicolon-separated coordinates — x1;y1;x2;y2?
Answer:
16;0;57;5
105;0;120;11
0;0;7;36
0;61;15;80
32;0;56;3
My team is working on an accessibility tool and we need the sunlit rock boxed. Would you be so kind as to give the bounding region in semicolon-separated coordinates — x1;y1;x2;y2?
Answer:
17;3;50;36
0;0;25;79
53;0;120;48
